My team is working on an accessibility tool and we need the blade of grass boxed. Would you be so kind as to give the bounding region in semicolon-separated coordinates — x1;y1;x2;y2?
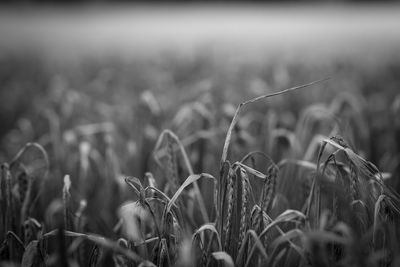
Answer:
44;230;143;263
221;78;330;165
167;173;215;214
212;251;234;267
154;129;210;222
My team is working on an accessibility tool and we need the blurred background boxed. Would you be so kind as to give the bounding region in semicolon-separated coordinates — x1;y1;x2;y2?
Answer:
1;0;400;233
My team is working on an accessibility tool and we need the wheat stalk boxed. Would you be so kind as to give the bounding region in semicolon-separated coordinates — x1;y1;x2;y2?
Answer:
260;165;278;215
223;170;235;251
238;168;250;249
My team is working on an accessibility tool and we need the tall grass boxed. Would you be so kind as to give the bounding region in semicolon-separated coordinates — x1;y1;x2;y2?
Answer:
1;55;400;266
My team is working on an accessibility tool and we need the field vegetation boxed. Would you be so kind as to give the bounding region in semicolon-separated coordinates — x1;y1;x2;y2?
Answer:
1;51;400;266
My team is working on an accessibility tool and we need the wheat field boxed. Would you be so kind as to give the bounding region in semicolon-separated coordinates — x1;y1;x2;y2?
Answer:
1;43;400;267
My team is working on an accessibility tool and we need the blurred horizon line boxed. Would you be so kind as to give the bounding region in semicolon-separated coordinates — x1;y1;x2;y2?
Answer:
1;3;400;60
